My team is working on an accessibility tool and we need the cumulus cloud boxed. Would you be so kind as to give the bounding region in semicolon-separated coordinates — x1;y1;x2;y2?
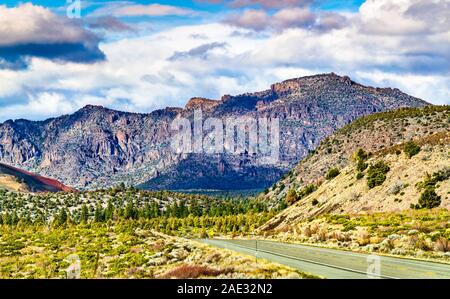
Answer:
358;0;450;36
0;3;105;69
198;0;314;8
169;42;228;60
225;9;270;31
316;12;349;31
0;0;448;121
87;16;134;32
0;92;74;121
224;7;347;31
272;7;316;29
91;3;196;17
405;0;450;33
356;71;450;106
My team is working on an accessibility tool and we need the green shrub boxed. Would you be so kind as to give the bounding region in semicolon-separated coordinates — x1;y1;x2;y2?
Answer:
410;203;423;210
356;160;368;172
353;148;369;161
367;161;390;189
312;199;319;206
285;188;299;205
356;172;365;180
404;141;421;158
326;168;340;180
418;188;441;209
298;184;317;198
416;168;450;190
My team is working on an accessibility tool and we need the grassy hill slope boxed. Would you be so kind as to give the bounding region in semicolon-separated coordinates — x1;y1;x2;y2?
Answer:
260;106;449;206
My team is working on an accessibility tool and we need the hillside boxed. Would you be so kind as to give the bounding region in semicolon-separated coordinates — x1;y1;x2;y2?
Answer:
0;73;427;191
0;163;75;193
261;106;450;231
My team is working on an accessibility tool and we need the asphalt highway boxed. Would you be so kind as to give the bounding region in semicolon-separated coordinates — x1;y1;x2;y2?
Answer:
200;239;450;279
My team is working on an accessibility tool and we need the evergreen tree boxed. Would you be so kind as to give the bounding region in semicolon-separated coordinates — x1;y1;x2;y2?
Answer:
124;201;137;219
105;201;114;221
94;204;104;222
81;204;89;223
57;209;68;226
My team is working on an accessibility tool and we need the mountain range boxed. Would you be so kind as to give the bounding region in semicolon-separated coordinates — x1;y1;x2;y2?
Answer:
0;73;428;191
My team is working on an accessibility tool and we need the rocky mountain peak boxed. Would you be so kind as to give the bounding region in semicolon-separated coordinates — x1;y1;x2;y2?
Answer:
270;73;352;95
77;104;111;114
185;97;219;110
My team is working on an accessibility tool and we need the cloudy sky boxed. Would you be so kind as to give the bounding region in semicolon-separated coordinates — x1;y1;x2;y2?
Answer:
0;0;448;121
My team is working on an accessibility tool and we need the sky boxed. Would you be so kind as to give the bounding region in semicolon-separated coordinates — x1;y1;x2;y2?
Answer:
0;0;448;121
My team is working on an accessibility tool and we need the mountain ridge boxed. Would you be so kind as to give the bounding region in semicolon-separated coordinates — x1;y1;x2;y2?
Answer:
0;73;429;190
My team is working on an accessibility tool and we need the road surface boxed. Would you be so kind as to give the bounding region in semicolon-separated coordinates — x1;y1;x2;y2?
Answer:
200;239;450;279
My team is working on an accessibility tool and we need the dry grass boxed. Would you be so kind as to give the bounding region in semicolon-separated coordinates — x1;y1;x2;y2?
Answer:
329;231;351;242
408;235;432;251
357;231;371;246
0;175;23;192
435;238;450;253
316;230;328;242
310;224;320;234
376;132;450;157
160;264;234;279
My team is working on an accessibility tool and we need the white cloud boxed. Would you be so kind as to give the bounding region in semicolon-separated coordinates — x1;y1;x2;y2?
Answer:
91;3;197;17
0;92;74;121
356;71;450;105
224;7;347;31
0;3;104;69
0;0;448;121
0;4;91;46
358;0;450;36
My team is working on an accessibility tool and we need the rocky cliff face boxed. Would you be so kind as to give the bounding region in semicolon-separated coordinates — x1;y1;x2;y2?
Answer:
0;73;428;190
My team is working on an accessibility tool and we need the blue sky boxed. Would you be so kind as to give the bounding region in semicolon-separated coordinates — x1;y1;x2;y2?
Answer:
0;0;448;121
0;0;365;11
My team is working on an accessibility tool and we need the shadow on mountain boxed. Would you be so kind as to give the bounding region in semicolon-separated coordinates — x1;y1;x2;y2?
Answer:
138;154;285;193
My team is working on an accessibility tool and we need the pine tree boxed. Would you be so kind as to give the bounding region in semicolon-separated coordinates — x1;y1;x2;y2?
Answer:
57;209;68;226
124;201;137;219
105;201;114;221
94;204;104;223
81;204;89;223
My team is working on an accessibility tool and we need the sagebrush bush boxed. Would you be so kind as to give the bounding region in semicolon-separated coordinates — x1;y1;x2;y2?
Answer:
389;181;404;195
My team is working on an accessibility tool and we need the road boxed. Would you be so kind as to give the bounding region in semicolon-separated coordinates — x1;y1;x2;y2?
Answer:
200;239;450;279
